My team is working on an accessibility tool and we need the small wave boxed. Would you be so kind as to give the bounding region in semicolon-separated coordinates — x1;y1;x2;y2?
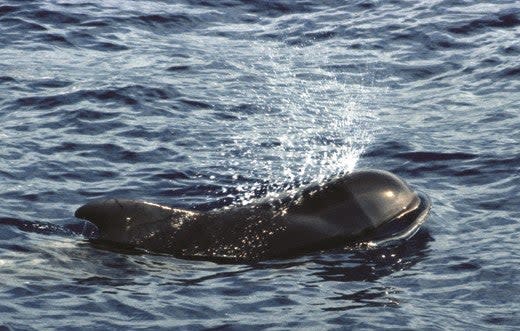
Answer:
178;98;212;109
108;13;205;34
303;29;337;42
396;151;477;162
35;32;74;47
483;155;520;168
137;13;194;26
498;66;520;78
24;9;84;25
243;1;315;18
28;79;72;90
10;85;179;111
66;31;129;52
152;171;191;181
166;65;191;72
74;108;120;122
0;17;47;32
0;76;17;84
448;261;481;271
501;45;520;56
447;10;520;35
364;141;411;158
0;5;18;16
79;19;110;27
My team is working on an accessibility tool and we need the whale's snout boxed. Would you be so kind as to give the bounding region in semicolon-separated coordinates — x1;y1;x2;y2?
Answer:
347;170;421;227
342;170;430;242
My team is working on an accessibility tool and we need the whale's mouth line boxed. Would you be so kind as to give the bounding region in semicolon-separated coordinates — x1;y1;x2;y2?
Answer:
364;192;431;246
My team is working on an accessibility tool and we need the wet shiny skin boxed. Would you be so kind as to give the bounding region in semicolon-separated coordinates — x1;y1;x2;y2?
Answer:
75;170;430;261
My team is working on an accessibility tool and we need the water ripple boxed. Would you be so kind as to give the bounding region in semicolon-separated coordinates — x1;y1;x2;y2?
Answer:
0;0;519;329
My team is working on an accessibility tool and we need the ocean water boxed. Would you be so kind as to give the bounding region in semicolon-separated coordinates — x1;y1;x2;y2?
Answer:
1;0;519;329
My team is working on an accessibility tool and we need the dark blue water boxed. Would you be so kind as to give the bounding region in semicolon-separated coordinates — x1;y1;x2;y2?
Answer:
1;0;519;329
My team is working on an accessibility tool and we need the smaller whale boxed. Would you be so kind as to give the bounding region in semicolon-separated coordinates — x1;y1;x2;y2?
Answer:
75;169;431;261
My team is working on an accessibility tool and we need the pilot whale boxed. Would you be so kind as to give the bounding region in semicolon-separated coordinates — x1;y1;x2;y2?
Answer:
75;169;430;261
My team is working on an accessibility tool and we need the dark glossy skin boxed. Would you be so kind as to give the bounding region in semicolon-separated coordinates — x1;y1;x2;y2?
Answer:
75;170;431;261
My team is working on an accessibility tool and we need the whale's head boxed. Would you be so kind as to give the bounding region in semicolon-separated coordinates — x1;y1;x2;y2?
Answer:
288;170;430;242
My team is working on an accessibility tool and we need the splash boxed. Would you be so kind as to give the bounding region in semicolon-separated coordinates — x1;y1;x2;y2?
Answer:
208;40;378;205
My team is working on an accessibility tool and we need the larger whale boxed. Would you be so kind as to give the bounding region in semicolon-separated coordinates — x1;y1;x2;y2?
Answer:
75;170;430;261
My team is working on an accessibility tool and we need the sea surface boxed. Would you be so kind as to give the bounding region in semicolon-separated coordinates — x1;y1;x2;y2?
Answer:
1;0;519;329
